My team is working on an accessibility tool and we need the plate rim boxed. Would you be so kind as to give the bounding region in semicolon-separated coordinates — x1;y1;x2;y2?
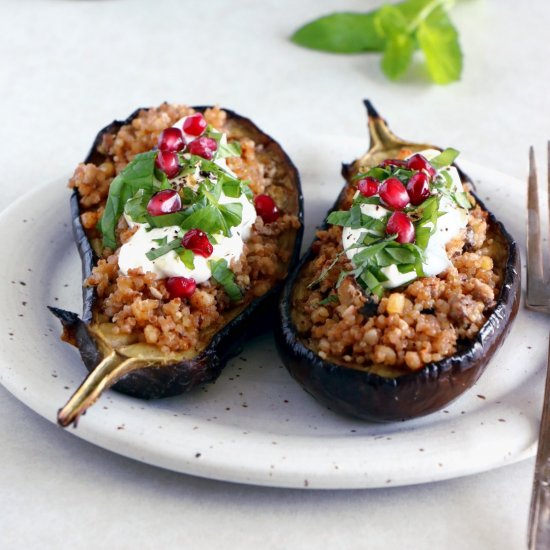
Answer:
0;156;542;490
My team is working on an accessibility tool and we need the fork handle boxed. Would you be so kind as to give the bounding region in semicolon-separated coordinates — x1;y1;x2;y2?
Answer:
528;337;550;549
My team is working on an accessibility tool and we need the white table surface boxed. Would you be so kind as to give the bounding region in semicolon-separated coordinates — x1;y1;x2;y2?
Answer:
1;0;549;548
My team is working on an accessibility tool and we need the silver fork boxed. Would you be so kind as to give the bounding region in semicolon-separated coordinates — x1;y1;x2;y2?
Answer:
527;143;550;549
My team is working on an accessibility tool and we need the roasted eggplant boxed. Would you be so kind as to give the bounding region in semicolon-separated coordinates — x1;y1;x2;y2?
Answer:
275;101;520;422
51;105;303;427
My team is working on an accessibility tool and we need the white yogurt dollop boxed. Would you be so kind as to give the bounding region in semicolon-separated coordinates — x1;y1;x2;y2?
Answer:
341;149;469;289
118;116;257;282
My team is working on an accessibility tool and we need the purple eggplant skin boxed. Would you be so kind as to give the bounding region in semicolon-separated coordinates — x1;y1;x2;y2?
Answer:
50;106;304;400
275;111;520;422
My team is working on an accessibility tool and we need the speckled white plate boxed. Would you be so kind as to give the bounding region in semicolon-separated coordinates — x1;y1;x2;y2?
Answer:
0;134;547;489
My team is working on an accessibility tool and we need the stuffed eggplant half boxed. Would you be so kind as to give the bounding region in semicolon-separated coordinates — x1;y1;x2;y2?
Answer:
52;104;303;427
276;101;519;422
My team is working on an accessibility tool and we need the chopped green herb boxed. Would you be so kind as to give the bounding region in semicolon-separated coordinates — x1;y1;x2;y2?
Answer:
452;191;472;210
124;189;151;224
152;236;168;247
177;248;195;270
209;259;242;301
216;140;242;160
430;147;460;169
98;151;157;249
181;187;199;204
145;238;181;261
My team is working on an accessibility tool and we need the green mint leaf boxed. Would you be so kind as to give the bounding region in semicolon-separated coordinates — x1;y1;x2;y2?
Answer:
124;189;151;223
396;263;413;274
219;202;243;232
417;6;462;84
327;210;352;227
415;225;432;250
177;248;195;270
374;5;408;39
352;241;388;265
384;246;418;264
154;169;172;190
222;180;241;198
199;159;240;183
145;238;181;261
98;151;157;249
430;147;460;169
354;195;381;206
216;140;242;160
209;259;242;301
180;205;230;236
358;268;385;298
453;191;472;210
146;210;190;228
152;236;168;247
360;215;387;236
181;187;199;205
354;167;391;181
241;181;254;201
291;12;386;53
375;4;415;80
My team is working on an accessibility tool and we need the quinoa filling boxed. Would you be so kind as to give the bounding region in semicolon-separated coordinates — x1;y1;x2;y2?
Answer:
69;104;300;354
291;148;505;375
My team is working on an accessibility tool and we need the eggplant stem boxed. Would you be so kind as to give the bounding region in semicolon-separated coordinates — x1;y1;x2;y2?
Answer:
366;108;405;152
57;352;142;427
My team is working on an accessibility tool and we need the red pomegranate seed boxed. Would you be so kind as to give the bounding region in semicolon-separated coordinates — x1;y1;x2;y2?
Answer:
386;212;415;244
166;276;196;299
157;127;185;152
146;189;182;216
407;154;436;178
183;113;208;136
182;229;213;258
357;177;380;197
187;137;218;160
254;194;280;223
406;172;431;206
379;177;410;210
155;150;180;179
379;159;408;168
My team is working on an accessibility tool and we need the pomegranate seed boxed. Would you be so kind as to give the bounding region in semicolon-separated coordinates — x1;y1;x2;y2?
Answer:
357;177;379;197
379;177;410;210
386;212;415;244
406;172;431;206
379;159;408;169
187;137;218;160
146;189;182;216
182;229;213;258
407;154;436;178
155;150;180;179
166;276;196;299
157;127;185;152
254;194;280;223
183;113;207;136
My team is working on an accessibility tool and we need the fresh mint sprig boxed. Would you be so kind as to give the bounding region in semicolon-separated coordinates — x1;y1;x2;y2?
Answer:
291;0;462;84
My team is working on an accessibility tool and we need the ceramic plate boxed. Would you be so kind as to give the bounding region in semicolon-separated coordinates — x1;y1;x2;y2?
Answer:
0;134;547;489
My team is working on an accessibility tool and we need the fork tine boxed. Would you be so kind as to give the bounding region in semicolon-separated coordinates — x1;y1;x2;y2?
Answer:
527;146;544;304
